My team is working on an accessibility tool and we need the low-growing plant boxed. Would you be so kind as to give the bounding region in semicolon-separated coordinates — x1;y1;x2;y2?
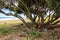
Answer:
25;28;42;40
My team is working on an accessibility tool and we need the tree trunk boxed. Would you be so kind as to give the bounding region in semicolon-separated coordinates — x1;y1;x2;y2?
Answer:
17;15;29;27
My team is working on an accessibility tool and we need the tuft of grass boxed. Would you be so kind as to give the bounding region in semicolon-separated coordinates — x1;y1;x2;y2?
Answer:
0;28;16;35
26;29;42;38
0;21;20;35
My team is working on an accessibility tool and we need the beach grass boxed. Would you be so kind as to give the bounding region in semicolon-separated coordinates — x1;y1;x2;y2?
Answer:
0;18;60;35
0;20;21;35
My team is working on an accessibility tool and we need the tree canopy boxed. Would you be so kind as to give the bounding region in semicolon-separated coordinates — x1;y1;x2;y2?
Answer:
0;0;60;30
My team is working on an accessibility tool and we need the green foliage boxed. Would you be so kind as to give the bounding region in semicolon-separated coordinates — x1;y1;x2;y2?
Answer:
26;29;41;37
46;0;57;10
0;28;15;35
46;0;60;12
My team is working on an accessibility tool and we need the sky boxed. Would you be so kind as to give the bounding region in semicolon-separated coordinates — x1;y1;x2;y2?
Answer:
0;8;26;20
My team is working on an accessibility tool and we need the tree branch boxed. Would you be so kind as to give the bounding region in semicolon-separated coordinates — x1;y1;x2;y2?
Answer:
0;9;14;16
0;9;28;27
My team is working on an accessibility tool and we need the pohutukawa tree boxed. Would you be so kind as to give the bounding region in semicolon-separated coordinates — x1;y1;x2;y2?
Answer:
0;0;60;30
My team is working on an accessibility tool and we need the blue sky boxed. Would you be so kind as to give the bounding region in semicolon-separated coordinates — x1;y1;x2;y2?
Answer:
0;8;26;20
0;8;14;17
